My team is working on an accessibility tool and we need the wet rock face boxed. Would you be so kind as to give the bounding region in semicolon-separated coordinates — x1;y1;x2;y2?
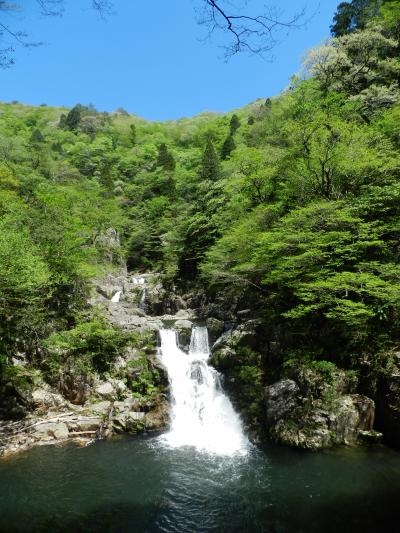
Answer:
174;319;193;352
265;367;375;449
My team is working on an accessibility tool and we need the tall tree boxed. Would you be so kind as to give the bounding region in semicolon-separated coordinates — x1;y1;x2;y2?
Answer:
63;104;83;131
331;0;382;36
199;137;219;181
156;143;176;171
221;134;236;160
229;114;240;135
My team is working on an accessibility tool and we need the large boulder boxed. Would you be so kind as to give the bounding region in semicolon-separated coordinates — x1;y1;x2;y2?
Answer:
174;319;193;352
265;365;375;449
34;422;69;441
210;321;260;371
95;381;116;400
206;317;225;345
31;387;67;413
265;379;300;425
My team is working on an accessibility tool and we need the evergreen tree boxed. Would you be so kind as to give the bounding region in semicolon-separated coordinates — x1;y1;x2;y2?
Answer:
30;129;45;144
221;134;236;160
331;0;381;36
199;137;219;181
229;114;241;134
156;143;176;171
248;116;255;125
64;104;83;131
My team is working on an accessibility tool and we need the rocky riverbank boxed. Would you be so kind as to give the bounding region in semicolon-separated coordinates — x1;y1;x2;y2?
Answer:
0;269;213;458
0;270;174;458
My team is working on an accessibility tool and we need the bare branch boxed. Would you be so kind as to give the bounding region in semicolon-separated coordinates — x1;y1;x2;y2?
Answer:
35;1;64;17
0;1;309;67
198;0;308;58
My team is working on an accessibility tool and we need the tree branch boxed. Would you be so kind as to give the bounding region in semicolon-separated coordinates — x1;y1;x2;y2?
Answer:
198;0;307;58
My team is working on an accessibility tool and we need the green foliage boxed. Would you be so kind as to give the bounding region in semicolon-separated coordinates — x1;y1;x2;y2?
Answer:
44;314;131;375
331;0;382;36
156;143;176;171
64;104;83;131
1;14;400;403
229;114;241;135
199;137;219;181
221;134;236;160
129;123;137;145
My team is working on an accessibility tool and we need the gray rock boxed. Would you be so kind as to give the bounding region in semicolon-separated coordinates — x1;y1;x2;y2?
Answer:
113;356;127;373
175;309;191;319
265;379;300;425
95;382;116;400
174;319;193;351
32;388;66;411
265;369;376;449
206;317;225;344
113;379;127;395
76;417;102;432
35;422;69;440
89;401;112;416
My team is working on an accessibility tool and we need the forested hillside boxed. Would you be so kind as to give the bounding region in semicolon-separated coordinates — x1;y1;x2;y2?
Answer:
1;0;399;446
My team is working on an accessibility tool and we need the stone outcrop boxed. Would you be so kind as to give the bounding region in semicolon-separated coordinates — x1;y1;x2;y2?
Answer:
0;377;170;457
210;320;261;370
265;366;376;449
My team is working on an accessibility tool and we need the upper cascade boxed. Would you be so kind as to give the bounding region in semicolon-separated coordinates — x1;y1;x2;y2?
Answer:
158;326;249;456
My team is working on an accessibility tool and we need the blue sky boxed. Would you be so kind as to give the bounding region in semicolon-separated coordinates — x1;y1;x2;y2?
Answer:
0;1;340;120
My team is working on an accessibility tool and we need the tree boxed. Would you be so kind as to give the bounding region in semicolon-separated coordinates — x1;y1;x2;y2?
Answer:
199;137;219;181
331;0;382;36
380;0;400;35
221;134;236;160
229;114;240;135
63;104;83;131
156;143;176;171
30;129;45;144
198;0;306;58
304;25;399;101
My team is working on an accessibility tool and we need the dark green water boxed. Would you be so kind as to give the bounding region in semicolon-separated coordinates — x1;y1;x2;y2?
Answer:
0;436;399;532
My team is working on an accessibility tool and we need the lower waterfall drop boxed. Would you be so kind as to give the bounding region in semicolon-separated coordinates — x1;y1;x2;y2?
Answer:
158;327;249;455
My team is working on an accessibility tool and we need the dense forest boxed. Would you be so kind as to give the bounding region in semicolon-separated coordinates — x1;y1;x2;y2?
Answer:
1;0;399;445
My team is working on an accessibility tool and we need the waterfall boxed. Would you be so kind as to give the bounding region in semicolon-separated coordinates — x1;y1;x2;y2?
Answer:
139;288;147;311
111;290;122;303
158;327;248;456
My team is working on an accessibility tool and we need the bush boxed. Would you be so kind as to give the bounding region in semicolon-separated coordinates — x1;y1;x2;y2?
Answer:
43;314;132;375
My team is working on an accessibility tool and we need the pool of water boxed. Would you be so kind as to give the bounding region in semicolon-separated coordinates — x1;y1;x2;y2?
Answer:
0;436;399;532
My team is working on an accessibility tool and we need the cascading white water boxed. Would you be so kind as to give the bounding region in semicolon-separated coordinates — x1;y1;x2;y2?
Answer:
158;327;249;456
139;288;147;311
111;290;122;303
